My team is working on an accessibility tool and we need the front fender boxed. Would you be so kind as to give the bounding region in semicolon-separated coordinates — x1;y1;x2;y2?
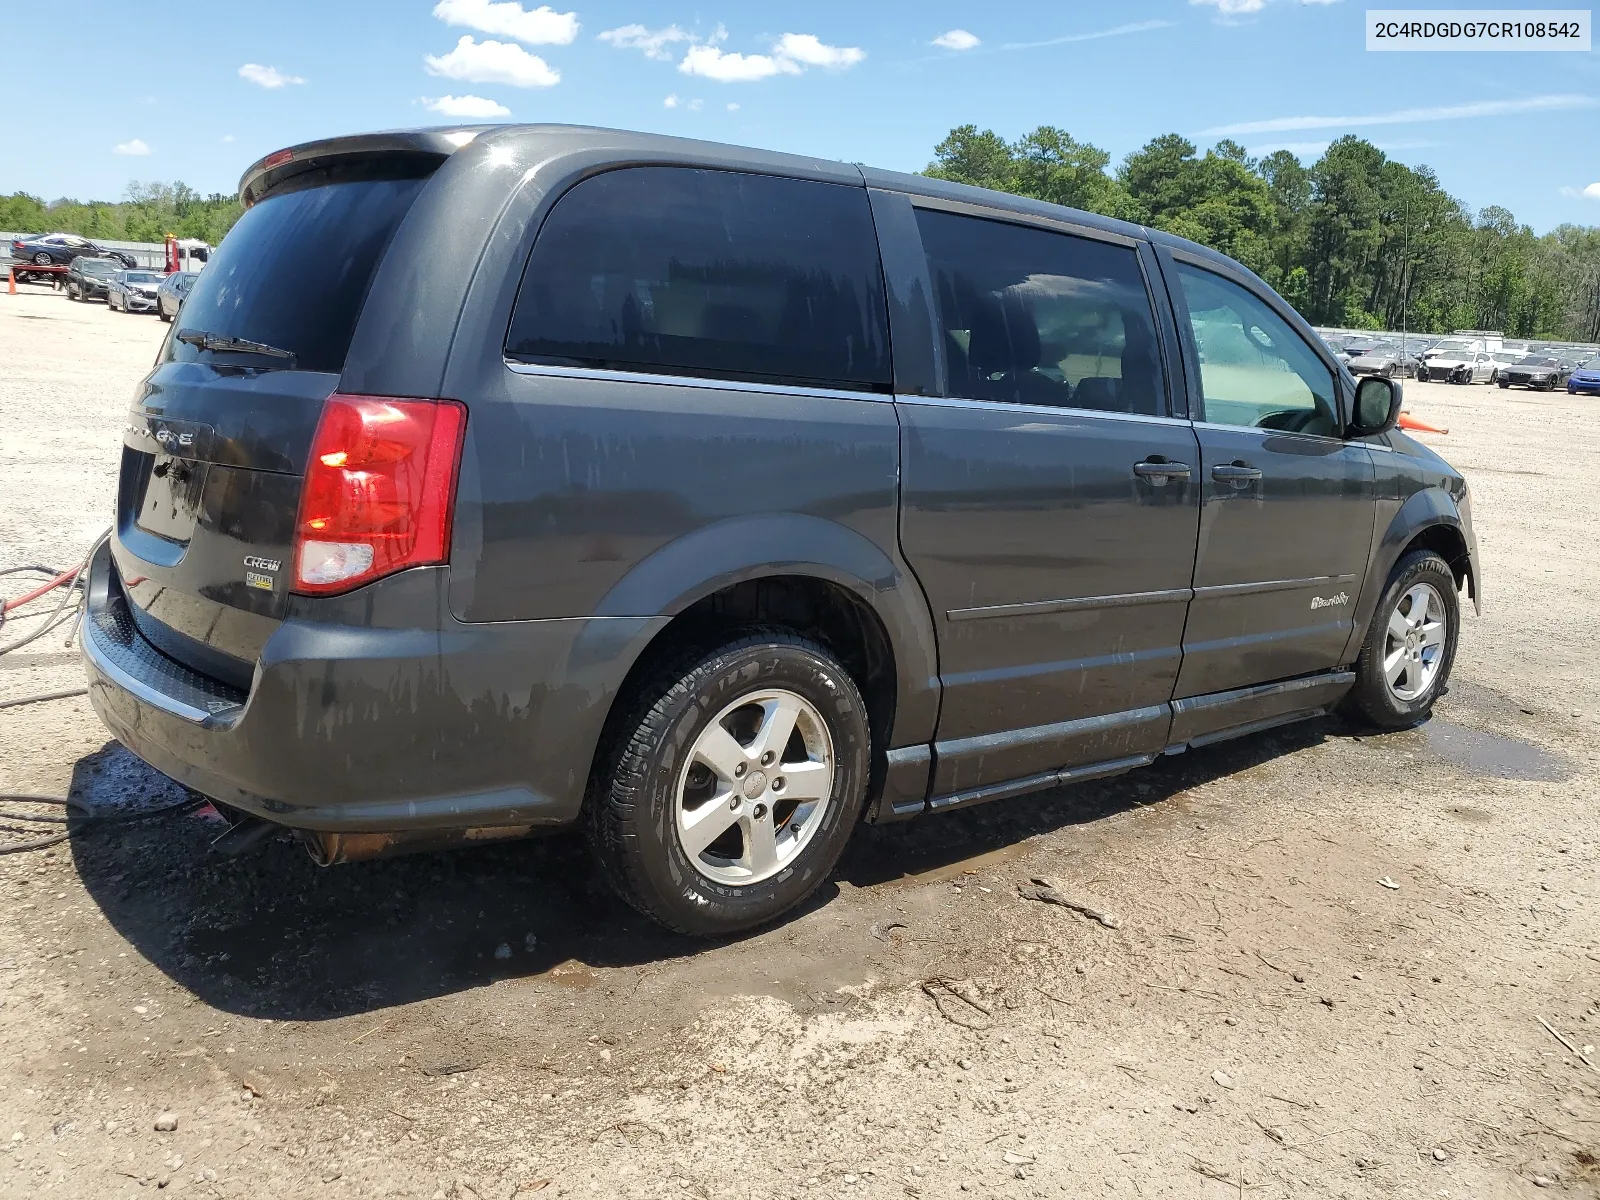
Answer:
593;512;940;749
1344;486;1479;660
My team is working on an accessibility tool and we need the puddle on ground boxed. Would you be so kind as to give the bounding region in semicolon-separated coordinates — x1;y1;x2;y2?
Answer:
900;840;1031;885
1422;720;1570;782
540;959;598;990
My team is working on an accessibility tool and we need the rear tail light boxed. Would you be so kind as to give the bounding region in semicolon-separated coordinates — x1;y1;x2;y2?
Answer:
292;394;466;595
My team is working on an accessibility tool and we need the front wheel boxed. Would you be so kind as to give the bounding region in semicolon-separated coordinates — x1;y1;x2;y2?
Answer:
588;629;870;936
1343;549;1459;729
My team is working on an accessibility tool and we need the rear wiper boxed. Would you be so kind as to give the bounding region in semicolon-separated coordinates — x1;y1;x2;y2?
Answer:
176;328;297;364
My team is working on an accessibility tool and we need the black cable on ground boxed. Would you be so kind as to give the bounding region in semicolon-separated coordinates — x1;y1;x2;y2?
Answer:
0;687;88;711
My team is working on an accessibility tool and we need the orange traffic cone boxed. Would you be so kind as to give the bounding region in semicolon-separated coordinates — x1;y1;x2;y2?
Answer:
1398;412;1448;435
6;268;14;296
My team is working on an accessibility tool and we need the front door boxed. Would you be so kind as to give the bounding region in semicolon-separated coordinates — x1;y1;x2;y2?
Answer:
896;206;1201;800
1164;257;1378;699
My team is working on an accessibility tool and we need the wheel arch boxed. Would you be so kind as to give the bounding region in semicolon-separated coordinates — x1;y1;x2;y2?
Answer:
583;513;941;813
1344;487;1477;661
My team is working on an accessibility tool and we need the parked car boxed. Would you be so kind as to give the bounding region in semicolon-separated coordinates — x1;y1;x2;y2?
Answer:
155;270;201;322
64;256;122;302
80;125;1479;936
1568;358;1600;395
1421;348;1495;384
1497;355;1571;391
106;269;165;313
1346;345;1410;378
9;233;134;268
1485;351;1523;383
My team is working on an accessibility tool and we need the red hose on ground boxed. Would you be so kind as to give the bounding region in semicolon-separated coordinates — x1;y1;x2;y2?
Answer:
1;566;79;614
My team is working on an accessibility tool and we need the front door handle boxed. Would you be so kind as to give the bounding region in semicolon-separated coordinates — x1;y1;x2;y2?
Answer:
1211;463;1263;488
1133;459;1191;484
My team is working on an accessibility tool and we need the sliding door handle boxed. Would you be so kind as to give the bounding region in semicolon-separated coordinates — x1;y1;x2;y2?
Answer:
1133;459;1191;484
1211;463;1263;488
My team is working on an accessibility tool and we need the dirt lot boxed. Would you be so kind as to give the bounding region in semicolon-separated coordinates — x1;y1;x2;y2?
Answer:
1;283;1596;1200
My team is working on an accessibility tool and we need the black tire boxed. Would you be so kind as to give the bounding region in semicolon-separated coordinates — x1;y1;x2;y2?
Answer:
1343;549;1459;730
32;252;51;266
1498;380;1510;389
158;305;171;322
587;628;871;936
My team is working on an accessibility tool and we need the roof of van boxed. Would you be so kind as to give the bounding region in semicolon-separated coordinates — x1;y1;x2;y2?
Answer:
239;122;1244;277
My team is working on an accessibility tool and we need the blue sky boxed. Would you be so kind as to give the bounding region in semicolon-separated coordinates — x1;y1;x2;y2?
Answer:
16;0;1600;232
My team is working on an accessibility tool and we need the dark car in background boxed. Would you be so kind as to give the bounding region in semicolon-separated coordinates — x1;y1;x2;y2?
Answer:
64;256;122;302
1497;355;1571;390
9;233;135;268
80;124;1479;936
155;270;201;322
106;269;165;312
1569;358;1600;395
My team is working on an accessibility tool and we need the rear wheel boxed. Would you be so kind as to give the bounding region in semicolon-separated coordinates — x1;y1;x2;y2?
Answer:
31;252;51;266
587;629;870;936
1343;549;1459;729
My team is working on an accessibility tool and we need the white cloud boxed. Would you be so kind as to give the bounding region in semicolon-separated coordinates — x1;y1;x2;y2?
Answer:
680;43;801;82
773;33;865;69
239;63;306;88
221;134;235;143
1247;136;1440;158
727;101;740;112
1203;93;1596;135
425;35;559;87
1000;20;1173;51
423;93;512;117
932;29;981;50
1569;182;1600;199
1192;0;1268;13
432;0;577;45
600;23;690;60
113;139;150;156
679;32;864;82
663;93;679;108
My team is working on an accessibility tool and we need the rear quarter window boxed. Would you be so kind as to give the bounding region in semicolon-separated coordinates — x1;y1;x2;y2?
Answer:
505;166;891;392
164;170;430;374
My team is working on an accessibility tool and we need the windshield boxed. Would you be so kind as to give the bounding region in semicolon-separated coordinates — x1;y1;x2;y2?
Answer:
123;271;161;284
80;261;117;277
1515;356;1556;366
1431;339;1472;353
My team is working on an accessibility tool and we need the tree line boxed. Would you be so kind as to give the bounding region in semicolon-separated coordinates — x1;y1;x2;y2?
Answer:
925;125;1600;343
0;183;243;247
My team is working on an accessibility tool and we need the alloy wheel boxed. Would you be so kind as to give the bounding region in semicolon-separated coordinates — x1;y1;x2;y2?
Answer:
1383;582;1447;702
674;688;835;886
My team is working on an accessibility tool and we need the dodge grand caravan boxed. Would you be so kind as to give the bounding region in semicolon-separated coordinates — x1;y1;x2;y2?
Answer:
81;125;1479;935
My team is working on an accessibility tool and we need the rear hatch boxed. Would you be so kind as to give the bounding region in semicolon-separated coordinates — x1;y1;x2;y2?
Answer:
112;149;445;689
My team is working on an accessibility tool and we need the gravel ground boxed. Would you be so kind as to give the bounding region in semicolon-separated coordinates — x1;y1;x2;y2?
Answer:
1;283;1597;1199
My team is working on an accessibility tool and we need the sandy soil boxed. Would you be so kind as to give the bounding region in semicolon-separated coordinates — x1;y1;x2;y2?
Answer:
1;283;1596;1200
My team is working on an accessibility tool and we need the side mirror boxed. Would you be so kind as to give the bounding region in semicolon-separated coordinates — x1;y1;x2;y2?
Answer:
1350;375;1403;437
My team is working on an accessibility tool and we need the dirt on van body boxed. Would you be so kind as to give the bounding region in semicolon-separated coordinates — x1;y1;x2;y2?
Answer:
1;288;1596;1199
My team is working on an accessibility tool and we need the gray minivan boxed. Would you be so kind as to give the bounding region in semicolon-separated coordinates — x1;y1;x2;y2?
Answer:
81;125;1479;935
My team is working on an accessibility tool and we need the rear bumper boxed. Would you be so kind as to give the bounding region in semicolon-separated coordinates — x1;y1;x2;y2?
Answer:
81;537;664;834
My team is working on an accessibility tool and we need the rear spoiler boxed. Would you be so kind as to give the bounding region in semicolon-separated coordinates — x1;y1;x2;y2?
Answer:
237;126;495;207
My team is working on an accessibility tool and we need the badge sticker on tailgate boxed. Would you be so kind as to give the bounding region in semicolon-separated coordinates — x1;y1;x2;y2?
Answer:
245;571;275;592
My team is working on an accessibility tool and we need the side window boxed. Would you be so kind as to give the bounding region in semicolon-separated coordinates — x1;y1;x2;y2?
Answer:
1175;264;1339;437
915;207;1165;415
505;167;890;392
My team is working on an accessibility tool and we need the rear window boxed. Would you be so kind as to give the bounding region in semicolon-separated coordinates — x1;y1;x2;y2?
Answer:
505;166;891;392
164;170;429;374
